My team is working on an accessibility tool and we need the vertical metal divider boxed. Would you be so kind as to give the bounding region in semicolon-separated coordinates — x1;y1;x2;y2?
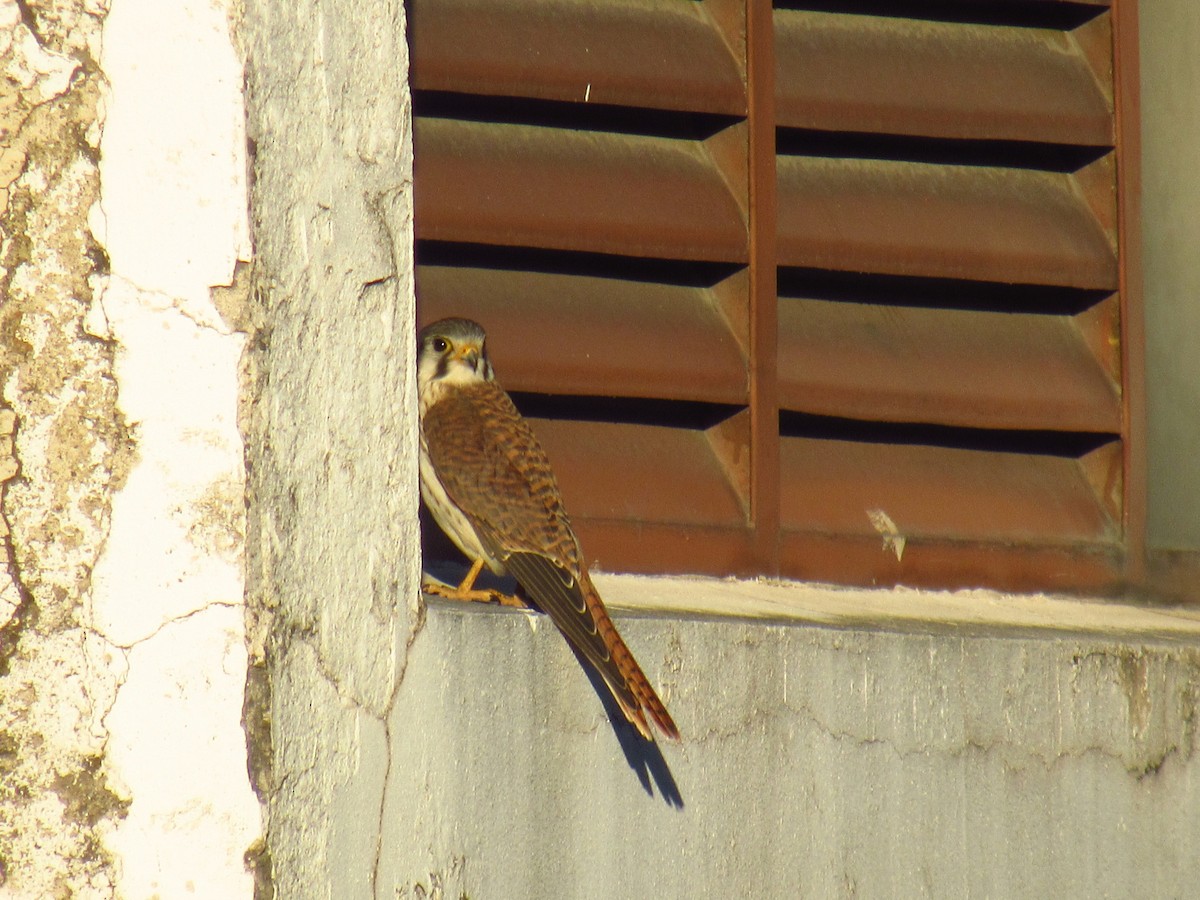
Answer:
1112;0;1146;588
746;0;781;574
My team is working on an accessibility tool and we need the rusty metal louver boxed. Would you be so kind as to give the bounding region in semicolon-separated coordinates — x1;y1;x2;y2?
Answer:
410;0;1145;596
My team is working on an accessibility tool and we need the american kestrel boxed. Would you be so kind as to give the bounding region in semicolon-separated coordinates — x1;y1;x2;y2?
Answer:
417;317;679;742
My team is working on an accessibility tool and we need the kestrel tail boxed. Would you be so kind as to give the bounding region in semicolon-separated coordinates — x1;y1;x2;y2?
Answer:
416;317;679;742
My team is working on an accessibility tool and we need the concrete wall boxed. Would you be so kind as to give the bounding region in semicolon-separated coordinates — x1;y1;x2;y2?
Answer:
384;586;1200;898
1141;3;1200;552
238;0;420;896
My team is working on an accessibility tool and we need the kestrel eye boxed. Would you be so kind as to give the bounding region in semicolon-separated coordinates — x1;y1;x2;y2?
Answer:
431;337;449;353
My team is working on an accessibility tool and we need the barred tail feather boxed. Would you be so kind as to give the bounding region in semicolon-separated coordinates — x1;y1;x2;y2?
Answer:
627;663;681;741
582;573;680;742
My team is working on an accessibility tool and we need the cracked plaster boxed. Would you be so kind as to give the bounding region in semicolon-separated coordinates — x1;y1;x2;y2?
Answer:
0;0;128;894
1;0;259;895
239;0;420;896
88;0;261;896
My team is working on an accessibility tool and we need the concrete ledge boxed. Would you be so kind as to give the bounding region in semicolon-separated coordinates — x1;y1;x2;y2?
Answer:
384;584;1200;898
593;572;1200;644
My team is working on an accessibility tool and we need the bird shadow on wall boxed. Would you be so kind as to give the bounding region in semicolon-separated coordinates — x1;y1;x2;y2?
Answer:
571;642;685;810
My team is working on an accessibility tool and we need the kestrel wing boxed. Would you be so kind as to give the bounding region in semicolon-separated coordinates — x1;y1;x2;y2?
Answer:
501;550;647;735
422;383;581;564
423;384;633;691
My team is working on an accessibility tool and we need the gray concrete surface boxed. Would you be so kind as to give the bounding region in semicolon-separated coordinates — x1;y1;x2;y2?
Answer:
381;593;1200;899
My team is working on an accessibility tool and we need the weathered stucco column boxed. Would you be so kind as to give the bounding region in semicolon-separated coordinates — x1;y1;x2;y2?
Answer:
239;0;421;896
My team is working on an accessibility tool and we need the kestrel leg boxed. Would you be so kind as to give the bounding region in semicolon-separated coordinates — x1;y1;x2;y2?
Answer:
422;557;526;608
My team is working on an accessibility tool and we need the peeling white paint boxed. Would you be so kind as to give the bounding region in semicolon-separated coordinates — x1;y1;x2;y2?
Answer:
89;276;246;647
92;0;260;895
101;605;253;899
97;0;251;321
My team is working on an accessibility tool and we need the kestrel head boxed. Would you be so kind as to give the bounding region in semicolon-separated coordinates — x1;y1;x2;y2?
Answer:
417;317;495;390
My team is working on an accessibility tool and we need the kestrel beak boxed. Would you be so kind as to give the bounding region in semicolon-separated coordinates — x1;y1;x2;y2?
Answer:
452;344;481;367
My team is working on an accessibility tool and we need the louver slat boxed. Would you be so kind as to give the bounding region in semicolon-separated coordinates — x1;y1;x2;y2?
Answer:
777;296;1121;432
775;9;1113;145
777;434;1125;593
414;117;747;263
778;436;1120;544
528;417;747;530
409;0;746;115
776;154;1117;288
777;533;1122;596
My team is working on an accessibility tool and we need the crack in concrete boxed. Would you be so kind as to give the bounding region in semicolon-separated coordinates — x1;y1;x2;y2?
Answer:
361;184;421;900
677;682;1199;782
371;590;427;898
91;639;130;738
